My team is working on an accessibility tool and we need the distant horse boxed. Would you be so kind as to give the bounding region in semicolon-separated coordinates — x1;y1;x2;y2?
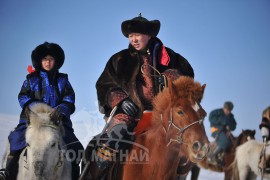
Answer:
2;103;71;180
188;129;256;180
231;139;270;180
80;76;210;180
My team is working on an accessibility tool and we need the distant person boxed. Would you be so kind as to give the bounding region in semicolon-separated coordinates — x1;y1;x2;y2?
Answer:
207;101;237;165
259;106;270;172
90;14;194;178
0;42;84;180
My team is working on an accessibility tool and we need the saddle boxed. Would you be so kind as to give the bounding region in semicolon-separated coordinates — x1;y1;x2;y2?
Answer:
80;112;153;179
134;111;152;136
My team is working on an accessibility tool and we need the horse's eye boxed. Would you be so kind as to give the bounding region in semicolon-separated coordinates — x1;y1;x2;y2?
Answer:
51;142;56;148
27;143;30;147
178;110;184;115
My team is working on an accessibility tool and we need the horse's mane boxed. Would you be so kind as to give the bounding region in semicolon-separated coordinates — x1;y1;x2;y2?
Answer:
153;77;204;116
235;133;243;146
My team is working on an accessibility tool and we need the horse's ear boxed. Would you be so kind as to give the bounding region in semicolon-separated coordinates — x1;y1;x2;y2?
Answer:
24;106;31;125
167;79;176;103
201;84;206;94
50;107;62;125
252;129;256;136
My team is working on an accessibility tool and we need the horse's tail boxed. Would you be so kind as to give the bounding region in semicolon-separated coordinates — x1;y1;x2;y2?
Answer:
229;155;240;180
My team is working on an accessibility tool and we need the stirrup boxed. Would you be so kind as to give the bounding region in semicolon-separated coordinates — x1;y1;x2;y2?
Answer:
0;169;9;180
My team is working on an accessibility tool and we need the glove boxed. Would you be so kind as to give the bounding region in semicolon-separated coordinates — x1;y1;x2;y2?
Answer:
121;98;138;117
261;127;269;140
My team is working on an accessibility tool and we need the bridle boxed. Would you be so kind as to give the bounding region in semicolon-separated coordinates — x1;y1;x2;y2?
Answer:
163;104;205;147
140;64;206;146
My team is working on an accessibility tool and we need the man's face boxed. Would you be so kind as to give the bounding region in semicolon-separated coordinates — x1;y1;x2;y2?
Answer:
128;33;151;51
223;107;231;116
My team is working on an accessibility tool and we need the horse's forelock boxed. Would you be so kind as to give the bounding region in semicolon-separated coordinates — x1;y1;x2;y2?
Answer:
153;77;204;113
30;103;53;114
29;103;54;125
173;77;204;103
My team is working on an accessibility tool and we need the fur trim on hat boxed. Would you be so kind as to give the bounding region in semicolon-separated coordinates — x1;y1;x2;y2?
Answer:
121;15;160;37
31;42;65;71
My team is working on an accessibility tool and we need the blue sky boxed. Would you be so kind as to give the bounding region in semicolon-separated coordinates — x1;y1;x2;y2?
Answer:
0;0;269;139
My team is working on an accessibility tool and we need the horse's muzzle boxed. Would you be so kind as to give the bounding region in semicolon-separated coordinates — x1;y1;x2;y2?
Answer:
34;161;44;176
191;141;209;161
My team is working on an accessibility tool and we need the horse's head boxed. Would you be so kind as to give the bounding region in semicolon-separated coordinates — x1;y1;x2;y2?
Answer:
237;129;256;145
24;103;65;178
153;77;209;163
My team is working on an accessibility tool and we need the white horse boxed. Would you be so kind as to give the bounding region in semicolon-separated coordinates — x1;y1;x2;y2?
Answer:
232;139;270;180
3;103;71;180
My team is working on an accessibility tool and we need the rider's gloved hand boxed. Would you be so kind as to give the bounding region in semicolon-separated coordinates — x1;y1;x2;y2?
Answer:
120;98;138;118
261;127;269;141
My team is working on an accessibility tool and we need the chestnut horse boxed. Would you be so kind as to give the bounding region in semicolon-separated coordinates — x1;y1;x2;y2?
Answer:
188;129;256;180
80;77;209;180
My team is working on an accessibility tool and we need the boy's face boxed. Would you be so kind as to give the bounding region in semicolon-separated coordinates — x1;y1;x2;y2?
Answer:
128;33;151;51
41;55;55;71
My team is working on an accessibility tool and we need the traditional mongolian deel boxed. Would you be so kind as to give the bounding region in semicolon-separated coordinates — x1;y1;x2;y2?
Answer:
96;37;194;117
9;71;76;152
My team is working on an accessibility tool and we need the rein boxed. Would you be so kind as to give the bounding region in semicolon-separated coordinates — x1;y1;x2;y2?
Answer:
164;108;204;147
141;64;161;77
140;64;168;92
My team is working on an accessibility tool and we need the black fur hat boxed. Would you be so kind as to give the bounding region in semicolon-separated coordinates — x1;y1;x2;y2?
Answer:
31;42;65;71
121;14;160;37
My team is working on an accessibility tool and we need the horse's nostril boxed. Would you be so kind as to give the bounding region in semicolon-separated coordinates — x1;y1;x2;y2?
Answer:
192;141;201;152
197;153;203;159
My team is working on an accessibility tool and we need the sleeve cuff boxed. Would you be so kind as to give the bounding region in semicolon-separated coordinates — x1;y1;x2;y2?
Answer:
107;89;128;108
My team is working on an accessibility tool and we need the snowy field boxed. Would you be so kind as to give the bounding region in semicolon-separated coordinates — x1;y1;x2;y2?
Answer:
0;109;225;179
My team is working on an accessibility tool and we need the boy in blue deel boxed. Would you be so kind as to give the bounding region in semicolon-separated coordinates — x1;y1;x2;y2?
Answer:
0;42;84;180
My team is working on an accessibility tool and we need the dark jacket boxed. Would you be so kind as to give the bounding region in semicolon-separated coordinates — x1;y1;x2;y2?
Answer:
209;108;237;150
96;37;194;117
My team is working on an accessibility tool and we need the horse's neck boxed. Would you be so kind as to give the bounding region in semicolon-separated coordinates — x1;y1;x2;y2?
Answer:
230;134;244;153
136;125;180;171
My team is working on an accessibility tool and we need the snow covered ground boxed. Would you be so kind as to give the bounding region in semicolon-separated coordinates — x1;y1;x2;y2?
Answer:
0;109;225;179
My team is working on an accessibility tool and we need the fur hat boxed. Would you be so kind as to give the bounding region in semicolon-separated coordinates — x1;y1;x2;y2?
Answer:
121;14;160;37
224;101;234;111
31;42;65;71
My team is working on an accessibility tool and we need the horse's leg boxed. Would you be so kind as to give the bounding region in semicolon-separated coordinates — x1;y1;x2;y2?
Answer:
248;171;257;180
1;141;10;168
190;165;200;180
178;175;186;180
224;169;231;180
238;167;249;180
17;149;27;180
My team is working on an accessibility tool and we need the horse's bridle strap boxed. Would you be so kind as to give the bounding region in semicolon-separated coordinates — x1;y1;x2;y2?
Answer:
165;108;204;147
